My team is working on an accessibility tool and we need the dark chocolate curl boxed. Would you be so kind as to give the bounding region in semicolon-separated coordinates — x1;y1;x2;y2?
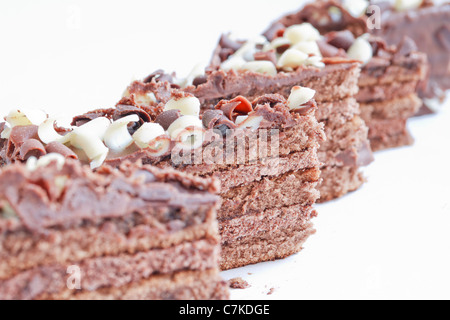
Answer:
219;34;242;51
19;139;46;161
155;110;182;131
254;50;278;66
45;141;78;159
215;96;253;120
202;110;237;131
143;70;174;84
6;125;39;159
326;30;355;51
252;94;287;108
113;105;152;133
317;40;347;58
71;108;114;127
262;22;286;41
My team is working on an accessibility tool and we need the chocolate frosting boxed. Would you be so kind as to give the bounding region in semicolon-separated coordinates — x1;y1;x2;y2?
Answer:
0;160;219;233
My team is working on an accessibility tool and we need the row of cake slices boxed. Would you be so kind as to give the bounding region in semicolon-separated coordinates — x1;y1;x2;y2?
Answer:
0;0;445;300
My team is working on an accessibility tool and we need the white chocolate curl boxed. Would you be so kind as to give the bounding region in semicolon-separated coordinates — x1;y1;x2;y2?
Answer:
237;115;264;131
132;122;166;149
278;49;308;70
343;0;369;17
164;97;201;117
394;0;423;11
26;153;66;172
70;130;109;169
293;41;322;57
221;56;246;71
104;115;139;152
284;23;321;45
287;86;316;110
167;116;203;140
38;118;64;144
241;61;277;76
347;36;373;66
174;127;205;150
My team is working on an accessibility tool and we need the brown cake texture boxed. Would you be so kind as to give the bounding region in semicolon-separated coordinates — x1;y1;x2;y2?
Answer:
122;24;374;202
272;0;448;113
0;158;229;300
265;0;429;151
0;90;325;270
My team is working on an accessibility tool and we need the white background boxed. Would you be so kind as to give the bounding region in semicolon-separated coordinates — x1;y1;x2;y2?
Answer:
0;0;449;300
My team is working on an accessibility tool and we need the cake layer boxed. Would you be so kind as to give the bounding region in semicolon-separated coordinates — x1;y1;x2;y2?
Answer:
162;148;321;193
219;168;320;219
0;239;219;300
219;204;316;270
315;97;360;125
360;94;422;122
369;131;414;152
39;269;229;300
356;81;420;104
318;165;365;202
366;118;414;152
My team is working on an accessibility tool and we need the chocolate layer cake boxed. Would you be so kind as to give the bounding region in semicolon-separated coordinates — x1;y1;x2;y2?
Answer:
274;0;449;112
0;156;229;300
122;22;374;202
0;90;325;270
266;1;428;150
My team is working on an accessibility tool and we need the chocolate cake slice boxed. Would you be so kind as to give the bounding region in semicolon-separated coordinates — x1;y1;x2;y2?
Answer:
0;156;229;300
265;0;429;150
122;22;374;202
272;0;448;113
0;90;325;270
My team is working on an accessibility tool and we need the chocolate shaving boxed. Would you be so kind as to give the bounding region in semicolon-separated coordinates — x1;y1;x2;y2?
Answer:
215;96;253;121
251;94;287;108
45;142;78;159
436;25;450;51
71;108;114;127
113;105;151;134
6;125;39;160
262;22;286;41
254;50;277;66
202;110;236;133
192;75;208;87
326;30;355;51
143;69;174;84
317;40;347;58
19;139;46;161
219;34;242;51
155;110;182;131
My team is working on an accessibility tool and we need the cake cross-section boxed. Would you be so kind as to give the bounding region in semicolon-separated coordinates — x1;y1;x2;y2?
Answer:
0;156;229;300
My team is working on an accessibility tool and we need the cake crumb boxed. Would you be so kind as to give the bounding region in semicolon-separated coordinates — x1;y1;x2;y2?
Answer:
228;277;251;289
267;287;275;295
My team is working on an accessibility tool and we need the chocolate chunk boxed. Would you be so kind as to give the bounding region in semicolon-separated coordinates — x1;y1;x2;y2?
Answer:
155;110;182;131
326;30;355;51
192;75;208;87
317;40;347;58
6;125;39;159
219;34;242;51
113;105;152;133
252;94;287;108
262;22;286;41
143;70;174;84
71;109;114;127
19;139;46;161
254;50;277;66
394;37;418;59
202;109;236;133
45;142;78;159
437;25;450;51
215;96;253;121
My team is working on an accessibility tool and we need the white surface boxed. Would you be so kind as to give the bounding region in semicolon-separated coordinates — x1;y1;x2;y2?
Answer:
0;0;449;300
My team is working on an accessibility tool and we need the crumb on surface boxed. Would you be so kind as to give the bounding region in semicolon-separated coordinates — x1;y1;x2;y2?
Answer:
228;277;251;289
267;287;275;295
